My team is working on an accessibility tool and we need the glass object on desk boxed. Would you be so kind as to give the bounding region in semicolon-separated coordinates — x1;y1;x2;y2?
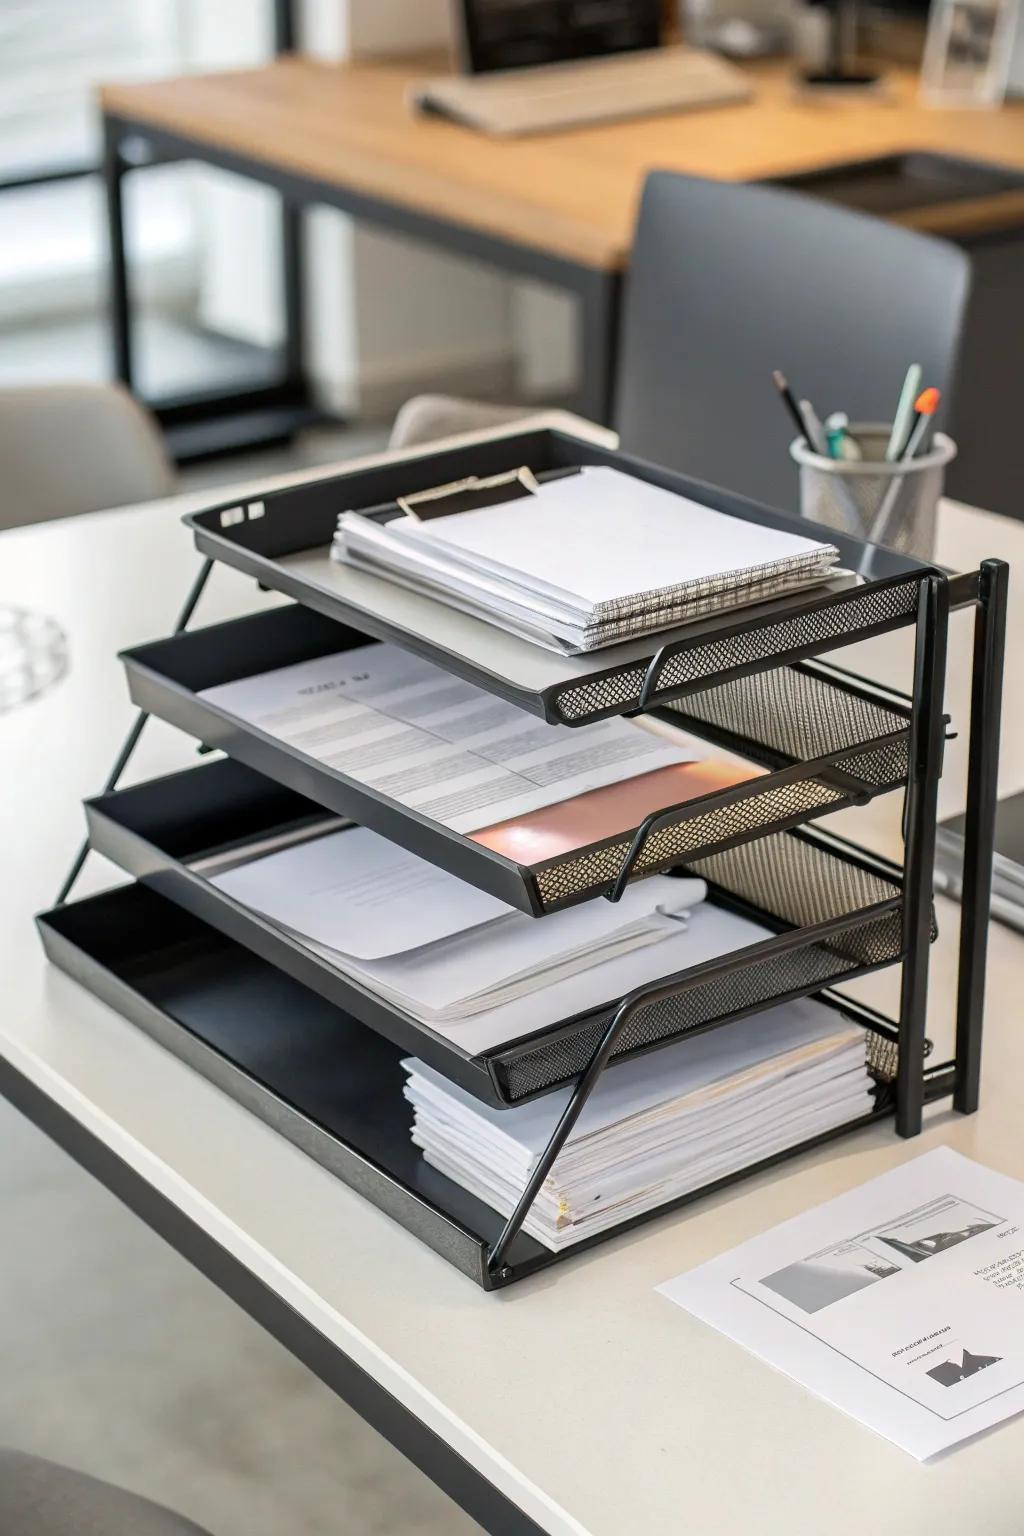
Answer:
921;0;1018;103
0;605;68;713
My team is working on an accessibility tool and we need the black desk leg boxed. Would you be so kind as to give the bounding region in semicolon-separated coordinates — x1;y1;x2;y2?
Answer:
281;200;306;397
954;559;1009;1114
576;267;622;426
897;574;949;1138
102;115;134;390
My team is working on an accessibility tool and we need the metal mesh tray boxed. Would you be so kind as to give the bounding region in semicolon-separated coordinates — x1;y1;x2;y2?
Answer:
121;604;912;918
84;757;916;1108
36;881;912;1289
183;427;931;727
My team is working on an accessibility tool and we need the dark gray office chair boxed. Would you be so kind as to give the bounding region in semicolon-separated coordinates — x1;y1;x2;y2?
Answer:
0;1449;213;1535
614;171;971;510
392;173;970;516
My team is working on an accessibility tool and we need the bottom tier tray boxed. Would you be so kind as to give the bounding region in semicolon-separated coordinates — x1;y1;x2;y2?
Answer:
36;883;948;1290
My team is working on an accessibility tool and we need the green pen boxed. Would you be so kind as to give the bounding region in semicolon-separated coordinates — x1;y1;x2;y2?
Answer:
825;412;862;461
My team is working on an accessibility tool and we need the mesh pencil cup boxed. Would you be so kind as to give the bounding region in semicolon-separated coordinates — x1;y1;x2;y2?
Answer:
790;424;956;561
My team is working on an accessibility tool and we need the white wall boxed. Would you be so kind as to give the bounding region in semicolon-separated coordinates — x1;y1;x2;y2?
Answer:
300;0;526;417
345;0;452;56
192;0;578;415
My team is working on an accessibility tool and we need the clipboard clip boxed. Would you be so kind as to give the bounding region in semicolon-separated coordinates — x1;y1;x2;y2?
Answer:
397;465;540;522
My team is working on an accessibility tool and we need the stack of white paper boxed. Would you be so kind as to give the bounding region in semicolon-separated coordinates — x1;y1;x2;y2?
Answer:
332;466;839;653
207;823;713;1044
403;1001;874;1250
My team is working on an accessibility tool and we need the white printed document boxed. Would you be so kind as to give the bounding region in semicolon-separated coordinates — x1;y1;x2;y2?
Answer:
199;641;703;835
207;824;513;960
206;822;707;1019
658;1148;1024;1459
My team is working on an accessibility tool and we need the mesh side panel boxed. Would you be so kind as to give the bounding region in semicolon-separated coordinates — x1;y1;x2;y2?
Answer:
556;667;646;723
665;666;908;760
553;579;919;721
534;777;849;909
685;832;900;930
651;581;920;695
832;738;910;789
532;761;910;911
495;909;904;1101
867;1032;900;1084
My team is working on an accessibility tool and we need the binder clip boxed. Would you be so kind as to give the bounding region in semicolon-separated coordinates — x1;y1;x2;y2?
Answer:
397;465;540;522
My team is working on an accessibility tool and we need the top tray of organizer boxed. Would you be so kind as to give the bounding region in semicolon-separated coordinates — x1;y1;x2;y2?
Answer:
184;428;933;728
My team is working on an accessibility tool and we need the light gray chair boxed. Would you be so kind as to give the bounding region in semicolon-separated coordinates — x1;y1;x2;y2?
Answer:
389;392;534;453
0;383;175;530
0;1449;213;1535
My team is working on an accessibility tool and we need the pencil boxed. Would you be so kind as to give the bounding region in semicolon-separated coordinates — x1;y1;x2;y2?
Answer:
772;370;813;444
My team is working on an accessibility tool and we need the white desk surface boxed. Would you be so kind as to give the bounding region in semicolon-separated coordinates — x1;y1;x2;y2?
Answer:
2;427;1023;1536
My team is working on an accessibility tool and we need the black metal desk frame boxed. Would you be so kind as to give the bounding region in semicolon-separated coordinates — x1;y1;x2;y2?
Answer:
101;111;623;436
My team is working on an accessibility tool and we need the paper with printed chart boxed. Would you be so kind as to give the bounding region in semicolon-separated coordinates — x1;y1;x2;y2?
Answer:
658;1148;1024;1458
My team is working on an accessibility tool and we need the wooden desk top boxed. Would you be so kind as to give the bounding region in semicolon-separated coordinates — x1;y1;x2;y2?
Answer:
101;55;1024;269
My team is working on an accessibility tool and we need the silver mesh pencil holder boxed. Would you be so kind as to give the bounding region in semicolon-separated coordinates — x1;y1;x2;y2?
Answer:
790;424;956;563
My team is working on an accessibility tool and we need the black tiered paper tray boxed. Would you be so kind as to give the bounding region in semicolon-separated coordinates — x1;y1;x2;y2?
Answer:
183;428;934;728
83;756;920;1109
121;606;913;917
37;881;941;1288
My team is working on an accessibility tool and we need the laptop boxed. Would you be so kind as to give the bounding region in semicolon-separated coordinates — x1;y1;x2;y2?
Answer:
413;0;751;136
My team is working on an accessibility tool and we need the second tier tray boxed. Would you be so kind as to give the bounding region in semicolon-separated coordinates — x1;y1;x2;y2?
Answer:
121;604;914;916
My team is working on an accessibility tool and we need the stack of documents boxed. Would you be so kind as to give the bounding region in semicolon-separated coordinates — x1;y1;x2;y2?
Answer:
403;1001;874;1249
207;822;713;1043
331;466;840;653
198;639;757;848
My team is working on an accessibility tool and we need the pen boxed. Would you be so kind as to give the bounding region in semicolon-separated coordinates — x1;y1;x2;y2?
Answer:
886;363;922;461
900;386;941;461
799;398;829;457
772;369;815;445
825;412;862;461
805;399;867;531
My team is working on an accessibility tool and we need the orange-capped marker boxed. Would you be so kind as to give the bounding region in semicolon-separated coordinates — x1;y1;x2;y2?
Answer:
901;387;942;460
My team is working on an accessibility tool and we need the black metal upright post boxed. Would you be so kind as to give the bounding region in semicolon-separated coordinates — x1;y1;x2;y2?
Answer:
273;0;297;50
280;203;306;396
895;574;949;1137
273;0;306;402
102;116;134;388
953;559;1009;1114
